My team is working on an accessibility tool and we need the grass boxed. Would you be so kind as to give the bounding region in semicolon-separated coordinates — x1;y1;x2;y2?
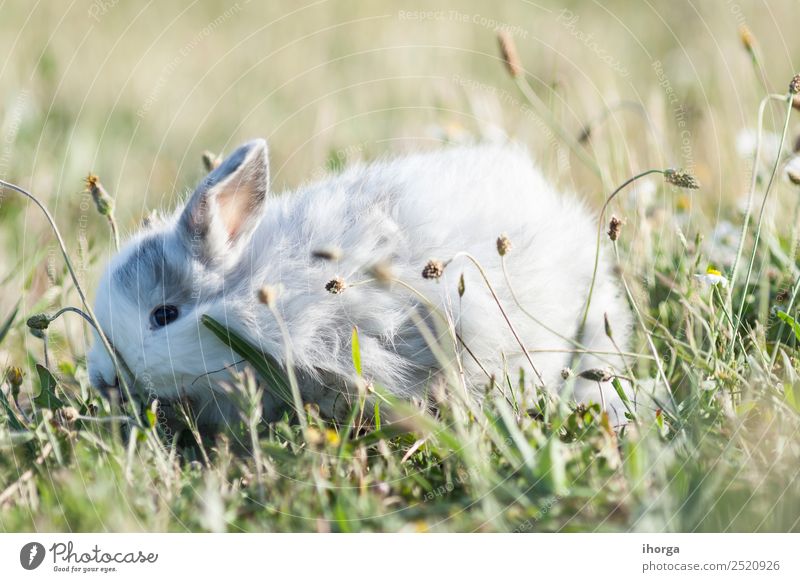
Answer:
2;0;800;532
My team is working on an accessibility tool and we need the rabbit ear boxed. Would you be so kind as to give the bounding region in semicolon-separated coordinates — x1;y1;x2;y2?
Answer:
178;139;269;266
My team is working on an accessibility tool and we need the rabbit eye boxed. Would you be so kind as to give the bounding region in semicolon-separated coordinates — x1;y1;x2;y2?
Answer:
151;305;179;328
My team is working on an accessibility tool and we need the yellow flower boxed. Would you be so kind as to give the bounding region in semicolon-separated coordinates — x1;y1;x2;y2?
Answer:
325;428;340;446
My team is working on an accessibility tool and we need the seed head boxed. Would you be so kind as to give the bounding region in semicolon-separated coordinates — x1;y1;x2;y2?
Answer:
496;234;512;256
497;31;522;78
325;277;347;294
577;368;614;382
422;259;445;280
738;24;756;55
603;312;613;339
607;215;623;242
202;150;222;172
257;285;278;308
26;313;51;331
663;168;700;190
560;367;572;380
368;261;394;284
60;406;80;424
790;74;800;95
84;174;114;216
457;273;466;297
312;246;343;261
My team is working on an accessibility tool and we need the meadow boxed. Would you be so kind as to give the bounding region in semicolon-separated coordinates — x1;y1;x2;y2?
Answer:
1;0;800;532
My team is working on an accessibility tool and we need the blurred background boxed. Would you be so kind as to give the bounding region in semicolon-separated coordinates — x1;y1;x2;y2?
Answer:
0;0;798;365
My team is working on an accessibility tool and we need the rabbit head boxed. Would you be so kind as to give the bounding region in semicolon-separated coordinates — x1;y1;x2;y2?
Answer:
87;139;269;404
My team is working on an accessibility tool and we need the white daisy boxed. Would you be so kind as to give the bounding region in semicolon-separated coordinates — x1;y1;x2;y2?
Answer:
694;267;728;288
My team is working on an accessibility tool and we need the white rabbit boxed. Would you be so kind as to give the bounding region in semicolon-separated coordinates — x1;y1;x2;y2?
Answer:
87;139;633;427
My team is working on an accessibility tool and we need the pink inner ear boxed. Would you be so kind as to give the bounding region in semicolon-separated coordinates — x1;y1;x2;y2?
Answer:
218;188;248;240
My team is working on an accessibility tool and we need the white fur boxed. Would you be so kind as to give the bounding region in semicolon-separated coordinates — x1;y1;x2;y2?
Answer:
88;140;632;426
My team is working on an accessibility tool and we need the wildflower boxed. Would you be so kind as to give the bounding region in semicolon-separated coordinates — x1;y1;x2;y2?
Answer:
84;174;114;216
422;259;445;280
694;266;728;288
663;168;700;190
607;216;623;242
5;366;23;400
325;428;340;446
311;246;343;261
790;73;800;95
497;31;522;78
785;155;800;186
496;234;512;256
325;277;347;294
202;150;222;172
257;285;278;308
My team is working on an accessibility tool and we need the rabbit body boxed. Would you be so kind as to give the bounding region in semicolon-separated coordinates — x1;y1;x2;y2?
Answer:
88;140;632;427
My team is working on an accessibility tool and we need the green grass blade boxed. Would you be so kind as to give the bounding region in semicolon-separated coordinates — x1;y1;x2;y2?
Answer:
0;302;19;347
0;388;26;431
777;310;800;341
201;315;292;406
351;326;362;376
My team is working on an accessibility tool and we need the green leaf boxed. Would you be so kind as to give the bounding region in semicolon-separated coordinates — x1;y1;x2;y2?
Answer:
786;383;800;413
201;315;292;406
351;326;362;377
145;406;157;429
495;397;535;468
612;377;636;420
0;388;26;431
777;310;800;341
33;364;65;410
0;430;35;448
535;437;568;496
